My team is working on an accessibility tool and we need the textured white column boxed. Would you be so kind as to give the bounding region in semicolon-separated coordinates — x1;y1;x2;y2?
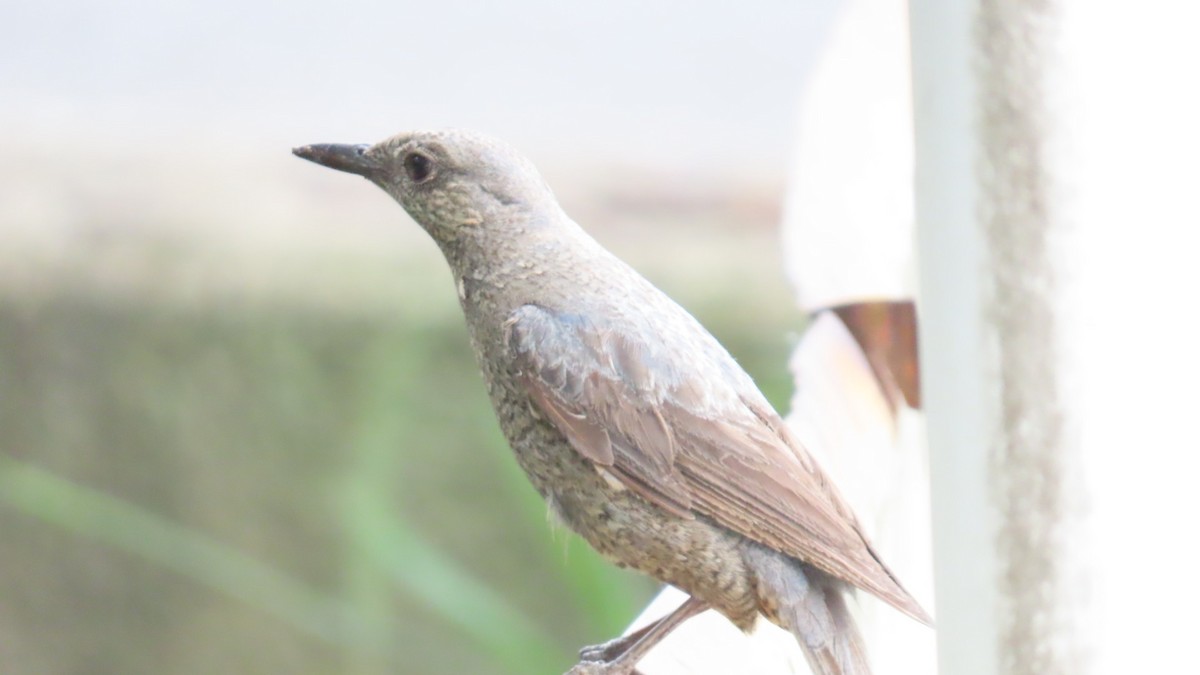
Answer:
912;1;1200;674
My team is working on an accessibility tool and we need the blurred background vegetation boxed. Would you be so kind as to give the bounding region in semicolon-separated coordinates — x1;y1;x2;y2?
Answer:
0;153;800;675
0;1;827;672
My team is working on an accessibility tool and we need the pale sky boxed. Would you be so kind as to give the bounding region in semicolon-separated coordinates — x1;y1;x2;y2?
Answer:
1;0;843;170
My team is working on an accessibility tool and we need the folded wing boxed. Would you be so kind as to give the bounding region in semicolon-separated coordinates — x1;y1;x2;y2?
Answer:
505;303;931;625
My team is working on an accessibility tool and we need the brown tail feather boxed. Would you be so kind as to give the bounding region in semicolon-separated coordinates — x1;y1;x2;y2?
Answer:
801;579;871;675
746;545;871;675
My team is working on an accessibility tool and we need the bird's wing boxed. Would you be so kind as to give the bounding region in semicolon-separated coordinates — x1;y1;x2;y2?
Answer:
505;304;931;625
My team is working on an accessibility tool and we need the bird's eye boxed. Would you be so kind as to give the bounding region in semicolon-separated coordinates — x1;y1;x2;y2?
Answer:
403;152;434;183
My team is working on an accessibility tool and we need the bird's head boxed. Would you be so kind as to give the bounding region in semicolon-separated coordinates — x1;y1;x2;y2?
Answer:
293;129;561;246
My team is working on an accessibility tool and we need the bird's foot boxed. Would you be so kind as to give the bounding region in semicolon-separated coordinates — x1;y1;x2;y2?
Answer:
564;659;642;675
578;633;640;663
566;597;708;674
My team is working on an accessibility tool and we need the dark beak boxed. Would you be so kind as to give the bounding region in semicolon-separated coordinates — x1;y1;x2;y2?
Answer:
292;143;379;177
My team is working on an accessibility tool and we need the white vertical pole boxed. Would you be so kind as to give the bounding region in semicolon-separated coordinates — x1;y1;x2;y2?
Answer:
908;0;999;674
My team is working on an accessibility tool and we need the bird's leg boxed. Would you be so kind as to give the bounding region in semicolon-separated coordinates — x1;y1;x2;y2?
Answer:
567;596;709;675
577;616;659;663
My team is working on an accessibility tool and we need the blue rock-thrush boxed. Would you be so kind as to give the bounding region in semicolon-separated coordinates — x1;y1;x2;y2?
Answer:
293;130;931;675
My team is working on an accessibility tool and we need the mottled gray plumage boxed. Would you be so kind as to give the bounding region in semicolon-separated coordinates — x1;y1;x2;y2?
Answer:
294;130;931;675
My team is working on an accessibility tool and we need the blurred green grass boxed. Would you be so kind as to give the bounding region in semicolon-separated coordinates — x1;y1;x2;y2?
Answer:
0;250;799;674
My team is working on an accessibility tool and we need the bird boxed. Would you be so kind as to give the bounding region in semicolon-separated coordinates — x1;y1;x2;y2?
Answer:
293;130;931;675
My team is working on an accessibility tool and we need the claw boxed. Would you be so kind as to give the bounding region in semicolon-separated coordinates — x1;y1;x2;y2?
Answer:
578;633;638;663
